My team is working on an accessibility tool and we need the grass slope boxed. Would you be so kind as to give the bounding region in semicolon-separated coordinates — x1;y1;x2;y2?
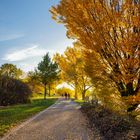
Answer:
0;98;57;137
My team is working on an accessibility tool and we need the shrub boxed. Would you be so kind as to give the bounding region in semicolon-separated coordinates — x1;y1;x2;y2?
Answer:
81;103;138;140
0;76;32;106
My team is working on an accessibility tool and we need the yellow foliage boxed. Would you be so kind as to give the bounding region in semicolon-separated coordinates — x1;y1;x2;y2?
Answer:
51;0;140;112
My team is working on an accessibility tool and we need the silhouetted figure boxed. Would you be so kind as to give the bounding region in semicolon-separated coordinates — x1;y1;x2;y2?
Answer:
65;92;67;99
68;94;70;99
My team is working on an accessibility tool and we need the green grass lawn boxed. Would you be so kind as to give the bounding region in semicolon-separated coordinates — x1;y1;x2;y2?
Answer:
0;98;57;137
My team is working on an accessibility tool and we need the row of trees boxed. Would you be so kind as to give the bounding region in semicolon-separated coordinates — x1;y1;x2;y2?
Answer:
0;53;59;105
28;53;59;99
51;0;140;113
54;45;93;100
0;52;92;103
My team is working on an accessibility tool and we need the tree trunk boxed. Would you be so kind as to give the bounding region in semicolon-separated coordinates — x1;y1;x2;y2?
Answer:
44;84;47;99
82;90;86;100
74;81;78;99
75;87;78;99
125;82;139;112
126;82;134;96
127;104;139;113
48;84;51;97
118;82;139;112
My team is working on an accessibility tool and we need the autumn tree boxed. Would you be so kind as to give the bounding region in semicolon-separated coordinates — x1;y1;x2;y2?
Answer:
37;53;59;99
0;63;23;79
54;45;93;100
26;70;43;94
51;0;140;112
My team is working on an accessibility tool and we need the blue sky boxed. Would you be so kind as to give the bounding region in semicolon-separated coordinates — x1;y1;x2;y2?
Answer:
0;0;73;72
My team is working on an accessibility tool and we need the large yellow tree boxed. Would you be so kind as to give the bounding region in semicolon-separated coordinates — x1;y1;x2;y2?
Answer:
54;45;93;100
51;0;140;112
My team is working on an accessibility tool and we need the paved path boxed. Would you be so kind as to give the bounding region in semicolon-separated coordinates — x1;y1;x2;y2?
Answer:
1;99;100;140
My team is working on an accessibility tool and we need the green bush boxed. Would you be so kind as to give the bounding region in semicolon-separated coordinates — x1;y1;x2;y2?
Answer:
0;76;31;106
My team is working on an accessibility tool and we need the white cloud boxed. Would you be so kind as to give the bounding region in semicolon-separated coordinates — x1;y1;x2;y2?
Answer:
50;39;73;54
2;39;74;72
18;62;38;72
0;33;24;42
3;45;54;62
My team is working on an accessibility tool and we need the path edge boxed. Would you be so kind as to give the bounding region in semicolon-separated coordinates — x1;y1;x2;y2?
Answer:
1;98;60;140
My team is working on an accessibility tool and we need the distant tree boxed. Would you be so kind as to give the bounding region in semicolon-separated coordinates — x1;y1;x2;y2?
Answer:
27;70;39;83
47;79;59;97
0;63;22;79
54;45;93;100
0;63;31;106
0;76;31;106
37;53;59;99
26;70;43;94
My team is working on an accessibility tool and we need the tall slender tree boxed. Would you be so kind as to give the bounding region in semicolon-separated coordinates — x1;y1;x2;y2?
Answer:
38;53;59;99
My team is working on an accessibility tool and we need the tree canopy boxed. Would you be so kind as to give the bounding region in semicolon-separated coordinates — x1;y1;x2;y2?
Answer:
0;63;23;79
54;44;93;100
51;0;140;112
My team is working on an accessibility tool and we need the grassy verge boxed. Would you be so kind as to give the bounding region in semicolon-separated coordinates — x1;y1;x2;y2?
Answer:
0;98;57;137
74;99;84;105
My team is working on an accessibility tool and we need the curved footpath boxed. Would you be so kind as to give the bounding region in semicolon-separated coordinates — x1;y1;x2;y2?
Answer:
1;99;101;140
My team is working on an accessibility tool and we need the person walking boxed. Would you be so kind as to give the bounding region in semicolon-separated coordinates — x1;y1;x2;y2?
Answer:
65;92;67;99
62;94;64;98
68;94;70;99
